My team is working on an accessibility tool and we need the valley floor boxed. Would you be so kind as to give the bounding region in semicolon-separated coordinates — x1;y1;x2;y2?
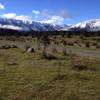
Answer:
0;48;100;100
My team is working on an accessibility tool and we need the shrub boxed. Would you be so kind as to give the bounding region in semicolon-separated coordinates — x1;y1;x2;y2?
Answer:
96;44;100;49
74;41;78;44
41;50;57;60
67;42;74;46
71;56;88;71
51;47;58;54
80;35;85;40
85;42;90;48
11;45;18;48
62;48;69;56
67;33;72;38
92;42;97;46
1;45;11;49
63;40;67;45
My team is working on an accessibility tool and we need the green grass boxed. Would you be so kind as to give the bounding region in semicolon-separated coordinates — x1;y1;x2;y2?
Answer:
0;48;100;100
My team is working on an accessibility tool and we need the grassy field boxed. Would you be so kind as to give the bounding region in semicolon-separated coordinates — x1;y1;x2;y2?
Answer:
0;36;100;49
0;48;100;100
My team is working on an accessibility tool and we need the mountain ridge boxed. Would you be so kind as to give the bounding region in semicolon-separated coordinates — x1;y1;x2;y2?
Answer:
0;17;100;32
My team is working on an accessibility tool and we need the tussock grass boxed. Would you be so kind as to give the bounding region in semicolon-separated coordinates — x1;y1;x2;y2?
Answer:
0;48;99;100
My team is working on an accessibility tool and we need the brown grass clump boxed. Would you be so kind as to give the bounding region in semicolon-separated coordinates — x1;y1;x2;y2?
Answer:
51;47;58;54
62;48;69;56
41;50;57;60
71;56;88;71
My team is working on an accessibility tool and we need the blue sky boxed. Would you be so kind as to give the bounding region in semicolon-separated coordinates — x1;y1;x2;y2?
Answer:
0;0;100;25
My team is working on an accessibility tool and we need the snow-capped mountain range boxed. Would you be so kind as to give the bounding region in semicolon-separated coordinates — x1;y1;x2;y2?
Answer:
0;17;100;32
0;17;58;31
71;19;100;31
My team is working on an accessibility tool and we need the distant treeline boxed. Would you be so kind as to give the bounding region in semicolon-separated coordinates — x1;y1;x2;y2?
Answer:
0;28;100;37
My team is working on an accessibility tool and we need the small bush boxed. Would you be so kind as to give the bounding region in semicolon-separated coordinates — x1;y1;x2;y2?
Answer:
63;40;67;45
80;35;85;40
51;47;58;53
71;57;88;71
62;48;69;56
7;62;18;66
11;45;18;48
67;42;74;46
41;51;57;60
1;45;11;49
85;42;90;48
96;44;100;49
74;41;78;44
92;42;98;46
73;64;88;71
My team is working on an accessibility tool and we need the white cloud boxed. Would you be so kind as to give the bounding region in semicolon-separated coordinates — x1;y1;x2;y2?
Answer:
0;3;5;10
0;9;72;25
2;13;16;19
15;15;32;22
0;13;32;23
32;9;71;25
36;9;71;25
0;24;22;30
39;16;64;25
32;10;40;15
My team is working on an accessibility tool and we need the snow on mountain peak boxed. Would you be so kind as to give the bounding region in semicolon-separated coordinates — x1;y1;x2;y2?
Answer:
0;17;59;31
72;19;100;31
0;17;100;32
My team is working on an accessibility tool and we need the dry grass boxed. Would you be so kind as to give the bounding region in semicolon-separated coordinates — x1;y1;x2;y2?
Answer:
0;48;99;100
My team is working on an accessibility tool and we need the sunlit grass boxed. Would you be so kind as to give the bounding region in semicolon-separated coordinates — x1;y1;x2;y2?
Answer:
0;48;99;100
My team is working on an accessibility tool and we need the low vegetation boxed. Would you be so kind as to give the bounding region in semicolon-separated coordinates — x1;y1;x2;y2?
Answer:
0;31;100;100
0;47;99;100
